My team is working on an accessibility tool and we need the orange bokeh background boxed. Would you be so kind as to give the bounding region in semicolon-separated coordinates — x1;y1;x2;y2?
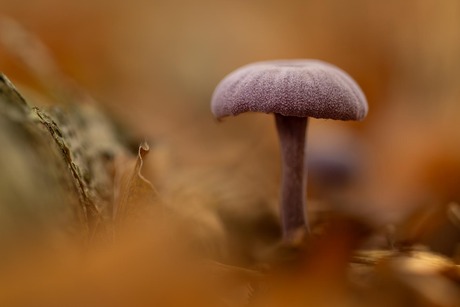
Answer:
1;0;460;225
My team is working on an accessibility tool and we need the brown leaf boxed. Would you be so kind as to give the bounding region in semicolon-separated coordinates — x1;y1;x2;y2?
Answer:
389;251;460;305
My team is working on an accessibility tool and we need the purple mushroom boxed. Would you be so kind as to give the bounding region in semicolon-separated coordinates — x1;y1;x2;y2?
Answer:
211;60;368;241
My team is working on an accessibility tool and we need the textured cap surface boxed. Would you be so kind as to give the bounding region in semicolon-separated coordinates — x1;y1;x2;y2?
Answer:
211;60;368;120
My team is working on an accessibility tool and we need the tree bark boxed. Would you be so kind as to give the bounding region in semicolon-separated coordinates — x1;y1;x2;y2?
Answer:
0;73;130;243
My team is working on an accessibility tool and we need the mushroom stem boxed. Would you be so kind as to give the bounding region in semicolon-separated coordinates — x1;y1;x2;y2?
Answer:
275;113;309;240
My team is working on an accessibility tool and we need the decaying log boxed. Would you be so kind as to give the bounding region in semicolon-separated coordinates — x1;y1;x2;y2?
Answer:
0;73;132;243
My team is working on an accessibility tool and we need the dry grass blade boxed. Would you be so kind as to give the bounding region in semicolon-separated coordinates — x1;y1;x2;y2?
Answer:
113;141;159;226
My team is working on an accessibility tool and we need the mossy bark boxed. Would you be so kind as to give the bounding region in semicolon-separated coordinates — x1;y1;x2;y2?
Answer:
0;74;129;244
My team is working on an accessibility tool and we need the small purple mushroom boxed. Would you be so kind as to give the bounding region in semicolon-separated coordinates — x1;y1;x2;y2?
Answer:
211;59;368;241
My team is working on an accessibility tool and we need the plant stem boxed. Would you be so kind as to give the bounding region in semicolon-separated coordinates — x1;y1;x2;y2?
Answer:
275;114;309;240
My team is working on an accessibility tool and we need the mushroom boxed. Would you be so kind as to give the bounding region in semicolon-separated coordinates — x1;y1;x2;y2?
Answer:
211;60;368;241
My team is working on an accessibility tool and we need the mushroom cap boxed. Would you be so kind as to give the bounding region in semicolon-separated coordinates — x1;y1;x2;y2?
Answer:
211;60;368;121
